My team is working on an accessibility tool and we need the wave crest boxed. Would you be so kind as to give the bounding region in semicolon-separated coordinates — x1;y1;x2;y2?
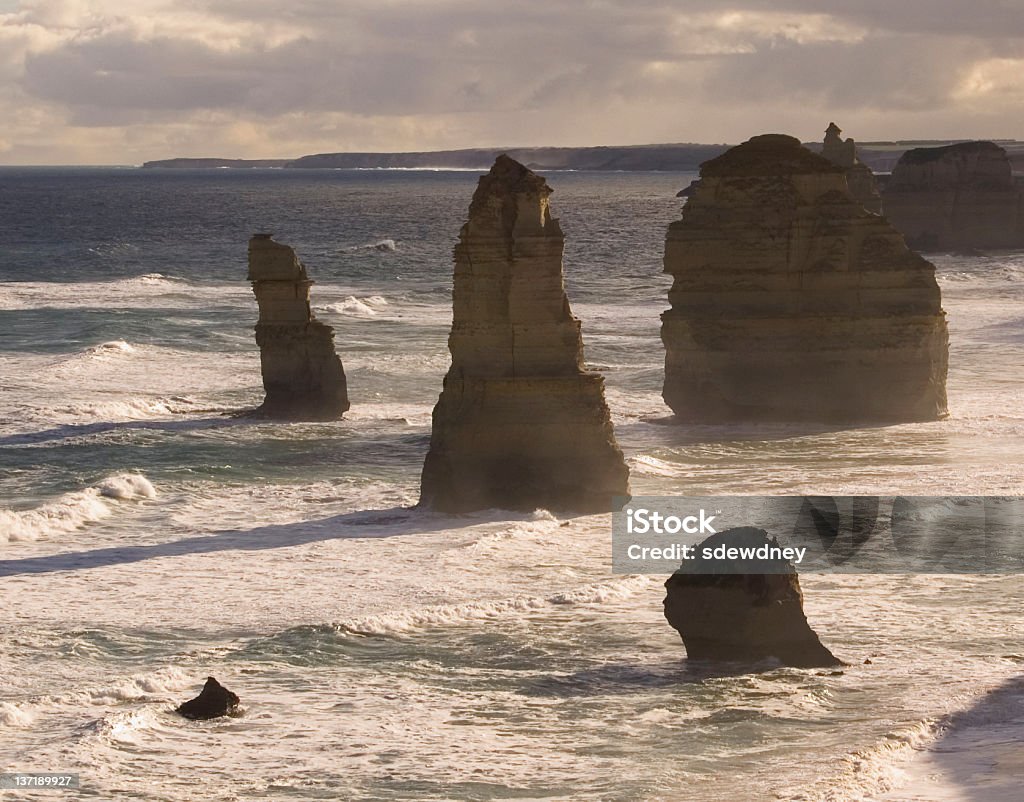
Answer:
323;295;390;318
0;472;157;544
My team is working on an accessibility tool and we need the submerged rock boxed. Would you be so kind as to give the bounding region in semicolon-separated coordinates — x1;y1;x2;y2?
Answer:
663;527;842;668
661;133;949;423
821;122;882;213
420;155;630;512
175;676;240;720
248;234;349;420
883;141;1024;250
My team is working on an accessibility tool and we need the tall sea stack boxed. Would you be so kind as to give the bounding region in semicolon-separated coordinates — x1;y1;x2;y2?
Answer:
661;134;948;423
248;234;349;420
420;155;630;512
883;141;1024;250
821;122;882;213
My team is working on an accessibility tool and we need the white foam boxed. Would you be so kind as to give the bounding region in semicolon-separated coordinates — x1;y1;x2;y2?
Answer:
46;396;181;421
347;239;397;252
79;707;163;745
323;295;390;318
87;340;135;356
0;473;156;544
3;666;193;735
334;576;654;636
0;701;36;727
0;276;246;312
630;455;682;477
344;402;432;426
96;474;157;501
787;719;941;802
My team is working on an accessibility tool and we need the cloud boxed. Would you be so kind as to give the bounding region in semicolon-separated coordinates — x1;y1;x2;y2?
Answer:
1;0;1023;163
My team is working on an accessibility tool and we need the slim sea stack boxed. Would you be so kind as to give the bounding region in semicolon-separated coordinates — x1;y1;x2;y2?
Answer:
420;156;629;512
883;141;1024;250
248;234;349;420
664;528;842;668
661;134;949;423
820;122;881;213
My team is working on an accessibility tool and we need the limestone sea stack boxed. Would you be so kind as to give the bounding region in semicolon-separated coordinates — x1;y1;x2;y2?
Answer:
420;155;630;513
661;134;949;423
883;141;1024;250
821;122;882;213
248;234;349;420
664;528;842;668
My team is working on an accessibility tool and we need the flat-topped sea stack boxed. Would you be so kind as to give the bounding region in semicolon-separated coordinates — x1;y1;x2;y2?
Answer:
248;234;349;420
883;141;1024;250
821;122;882;213
664;528;843;668
661;134;948;423
420;155;629;512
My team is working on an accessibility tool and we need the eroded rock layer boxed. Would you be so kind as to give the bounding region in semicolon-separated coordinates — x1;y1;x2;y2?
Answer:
420;156;629;512
883;141;1024;250
248;234;349;420
661;134;948;423
821;122;882;213
664;528;843;668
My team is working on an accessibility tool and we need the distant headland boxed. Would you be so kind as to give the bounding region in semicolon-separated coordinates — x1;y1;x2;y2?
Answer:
141;140;1024;172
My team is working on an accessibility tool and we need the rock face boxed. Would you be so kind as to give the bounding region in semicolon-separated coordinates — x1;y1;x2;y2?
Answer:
883;141;1024;250
420;155;630;512
821;122;882;213
176;677;240;720
664;528;842;668
661;133;949;423
248;234;349;420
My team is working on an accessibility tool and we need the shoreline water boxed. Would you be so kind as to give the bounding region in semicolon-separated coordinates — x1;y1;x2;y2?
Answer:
1;168;1022;801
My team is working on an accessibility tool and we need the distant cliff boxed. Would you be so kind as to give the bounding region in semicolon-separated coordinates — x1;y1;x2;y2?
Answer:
142;140;1024;172
143;144;731;171
141;158;290;168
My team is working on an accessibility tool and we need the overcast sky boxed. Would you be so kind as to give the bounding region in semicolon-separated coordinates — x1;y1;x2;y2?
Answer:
2;0;1024;164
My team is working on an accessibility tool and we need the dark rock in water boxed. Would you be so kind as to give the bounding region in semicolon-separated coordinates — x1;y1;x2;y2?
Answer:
175;676;240;720
247;233;350;420
663;527;843;668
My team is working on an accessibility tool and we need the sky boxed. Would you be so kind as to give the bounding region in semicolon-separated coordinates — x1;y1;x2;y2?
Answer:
2;0;1024;164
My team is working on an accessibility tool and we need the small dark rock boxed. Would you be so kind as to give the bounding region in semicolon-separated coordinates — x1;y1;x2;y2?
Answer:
864;658;873;664
175;676;240;720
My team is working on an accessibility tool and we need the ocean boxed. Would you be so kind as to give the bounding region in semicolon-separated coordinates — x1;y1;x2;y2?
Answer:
0;167;1022;801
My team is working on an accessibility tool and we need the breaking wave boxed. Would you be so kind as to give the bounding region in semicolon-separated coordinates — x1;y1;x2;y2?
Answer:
330;576;654;636
3;667;194;732
44;395;207;423
349;238;397;252
0;473;156;544
85;340;135;357
323;295;390;318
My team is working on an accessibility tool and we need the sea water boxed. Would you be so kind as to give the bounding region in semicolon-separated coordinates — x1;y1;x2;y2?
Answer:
0;167;1022;801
